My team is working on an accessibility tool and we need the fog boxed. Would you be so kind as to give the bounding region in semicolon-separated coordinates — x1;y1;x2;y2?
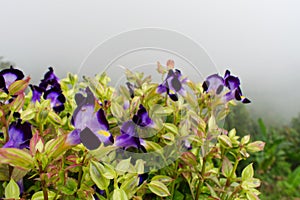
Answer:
0;0;299;125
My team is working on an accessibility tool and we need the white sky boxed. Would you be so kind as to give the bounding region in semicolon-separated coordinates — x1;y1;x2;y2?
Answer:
0;0;299;124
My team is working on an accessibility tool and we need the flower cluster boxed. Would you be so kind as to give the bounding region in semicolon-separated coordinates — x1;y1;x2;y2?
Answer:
30;67;66;112
203;69;250;103
0;62;264;200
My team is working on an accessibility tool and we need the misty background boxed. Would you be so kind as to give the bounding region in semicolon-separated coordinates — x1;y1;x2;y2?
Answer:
0;0;299;125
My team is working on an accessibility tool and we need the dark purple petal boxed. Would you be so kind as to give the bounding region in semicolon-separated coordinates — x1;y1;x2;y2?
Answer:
224;70;231;79
66;129;81;146
115;133;146;152
39;67;59;90
29;85;44;102
43;88;65;113
242;98;251;104
97;109;109;131
224;88;250;104
168;93;178;101
133;104;154;127
156;84;167;94
138;173;148;186
175;69;182;77
3;120;32;149
225;75;240;91
0;75;6;92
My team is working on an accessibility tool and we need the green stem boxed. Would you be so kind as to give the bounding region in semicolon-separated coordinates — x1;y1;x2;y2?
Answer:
171;161;179;200
196;156;206;200
77;167;83;190
76;154;87;199
39;164;48;200
105;188;110;199
225;157;239;187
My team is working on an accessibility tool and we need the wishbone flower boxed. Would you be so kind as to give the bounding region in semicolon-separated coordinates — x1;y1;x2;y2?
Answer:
67;87;113;150
157;68;188;101
29;67;66;112
115;104;154;152
202;70;250;104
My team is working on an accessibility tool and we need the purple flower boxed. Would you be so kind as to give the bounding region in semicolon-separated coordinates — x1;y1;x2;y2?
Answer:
202;70;250;104
223;70;250;103
43;86;66;113
202;74;224;95
69;88;113;149
39;67;59;90
115;104;153;152
3;119;32;149
29;67;66;112
29;85;43;102
133;104;154;128
0;66;24;93
157;69;187;101
138;173;148;186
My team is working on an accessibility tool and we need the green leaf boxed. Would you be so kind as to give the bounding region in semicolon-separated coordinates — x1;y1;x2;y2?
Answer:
89;145;118;160
218;135;232;148
5;178;20;199
10;93;25;112
164;123;178;135
258;118;267;140
148;180;170;197
89;161;110;190
144;141;163;151
58;178;77;195
0;164;9;181
228;128;236;138
8;77;30;95
116;158;132;174
45;135;69;160
242;163;254;181
173;190;185;200
246;191;260;200
151;175;173;185
222;157;233;178
31;190;57;200
135;159;145;174
154;107;173;116
120;176;139;198
111;188;128;200
208;115;217;132
11;168;29;182
162;132;175;145
110;101;124;119
246;141;265;153
91;160;116;180
241;178;261;189
47;111;62;126
180;152;198;167
0;148;34;170
21;108;36;121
